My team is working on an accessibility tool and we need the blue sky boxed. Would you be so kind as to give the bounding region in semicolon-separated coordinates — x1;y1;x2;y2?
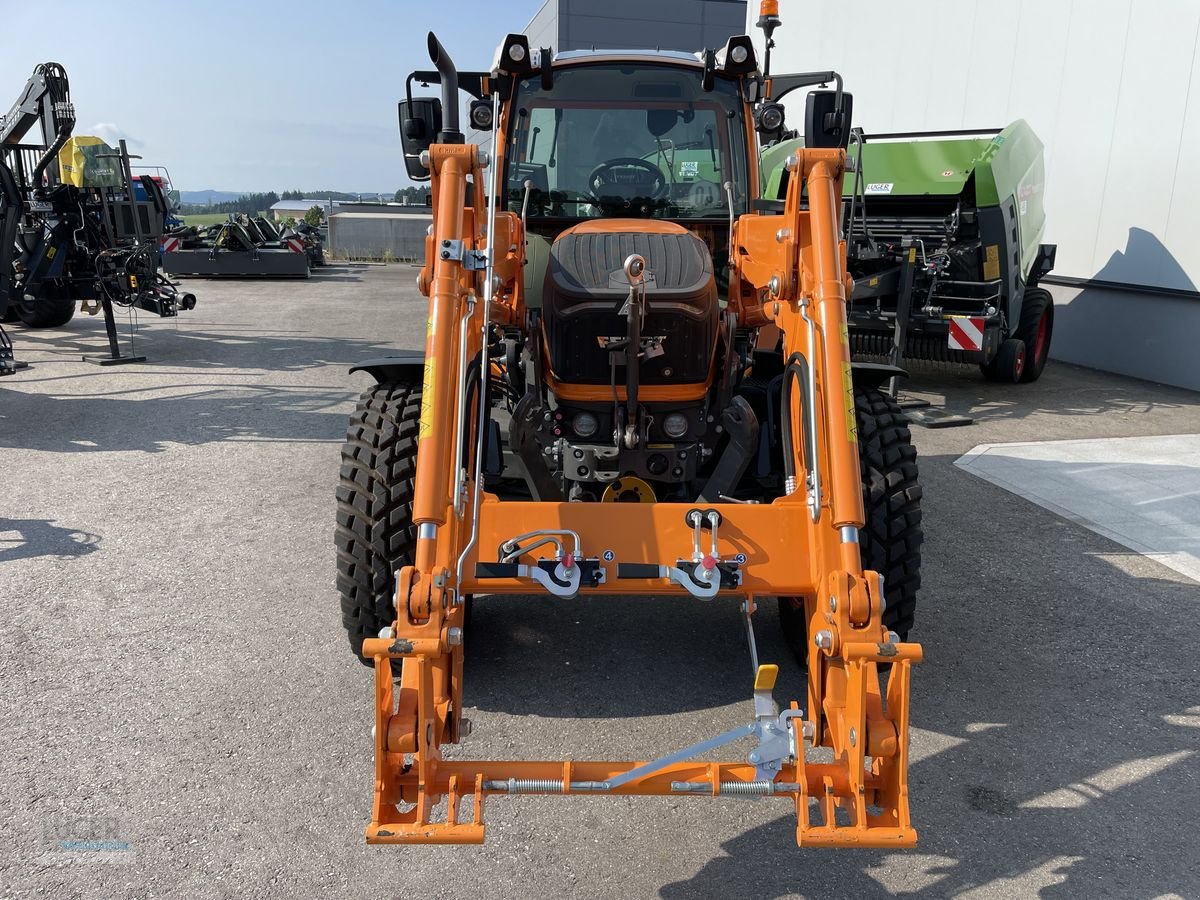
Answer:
0;0;542;193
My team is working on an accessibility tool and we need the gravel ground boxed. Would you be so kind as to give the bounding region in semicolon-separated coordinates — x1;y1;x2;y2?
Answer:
1;265;1198;899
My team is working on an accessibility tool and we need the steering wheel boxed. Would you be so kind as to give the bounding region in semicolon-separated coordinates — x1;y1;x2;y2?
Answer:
588;157;669;203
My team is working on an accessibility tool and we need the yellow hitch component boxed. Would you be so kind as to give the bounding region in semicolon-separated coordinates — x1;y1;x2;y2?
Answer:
754;664;779;691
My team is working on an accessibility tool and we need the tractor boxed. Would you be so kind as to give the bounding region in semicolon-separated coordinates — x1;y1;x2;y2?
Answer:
335;2;924;847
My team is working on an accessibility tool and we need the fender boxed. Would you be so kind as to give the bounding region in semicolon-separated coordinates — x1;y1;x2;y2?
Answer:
349;351;425;384
850;361;906;390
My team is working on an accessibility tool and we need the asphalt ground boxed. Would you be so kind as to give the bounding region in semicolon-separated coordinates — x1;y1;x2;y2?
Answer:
1;265;1198;899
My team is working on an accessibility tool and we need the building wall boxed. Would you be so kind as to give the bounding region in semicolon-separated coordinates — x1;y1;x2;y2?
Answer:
529;0;746;53
757;0;1200;390
328;214;431;262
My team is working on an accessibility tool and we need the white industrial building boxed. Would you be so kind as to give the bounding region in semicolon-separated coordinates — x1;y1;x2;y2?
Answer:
758;0;1200;390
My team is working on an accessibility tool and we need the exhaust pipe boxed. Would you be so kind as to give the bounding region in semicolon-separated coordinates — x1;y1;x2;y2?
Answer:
427;32;463;144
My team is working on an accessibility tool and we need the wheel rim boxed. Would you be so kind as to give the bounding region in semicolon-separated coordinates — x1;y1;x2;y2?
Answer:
1033;308;1050;363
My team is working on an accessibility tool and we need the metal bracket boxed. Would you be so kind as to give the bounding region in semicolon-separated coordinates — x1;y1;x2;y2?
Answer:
438;238;488;271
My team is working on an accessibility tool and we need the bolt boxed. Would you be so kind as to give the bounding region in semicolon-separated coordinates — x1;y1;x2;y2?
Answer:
828;596;837;612
887;631;900;644
775;228;790;243
478;150;490;169
378;626;395;639
814;630;833;651
442;239;451;247
678;451;687;460
849;727;857;748
748;751;761;764
419;150;431;169
441;250;450;259
459;717;473;738
447;626;464;646
802;721;816;741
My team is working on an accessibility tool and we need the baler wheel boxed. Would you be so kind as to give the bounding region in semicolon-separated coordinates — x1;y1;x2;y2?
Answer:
1014;287;1054;383
335;379;421;664
980;338;1026;384
778;387;923;663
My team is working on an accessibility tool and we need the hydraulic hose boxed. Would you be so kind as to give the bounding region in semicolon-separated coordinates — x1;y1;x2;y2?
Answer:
781;351;815;497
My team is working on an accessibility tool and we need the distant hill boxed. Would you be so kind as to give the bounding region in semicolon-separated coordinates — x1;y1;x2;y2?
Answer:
181;189;396;204
179;190;246;204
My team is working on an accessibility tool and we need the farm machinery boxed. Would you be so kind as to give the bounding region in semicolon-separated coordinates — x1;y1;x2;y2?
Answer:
764;122;1058;386
1;63;196;371
336;2;923;847
161;213;318;277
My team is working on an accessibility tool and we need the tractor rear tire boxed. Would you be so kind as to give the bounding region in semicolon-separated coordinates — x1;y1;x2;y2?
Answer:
1014;287;1053;383
335;380;421;665
980;338;1026;383
13;294;75;328
778;387;923;664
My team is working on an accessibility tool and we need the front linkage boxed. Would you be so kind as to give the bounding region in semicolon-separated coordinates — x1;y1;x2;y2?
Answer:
355;124;921;847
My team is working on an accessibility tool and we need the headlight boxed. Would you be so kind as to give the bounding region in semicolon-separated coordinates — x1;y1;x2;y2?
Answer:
662;412;689;438
572;411;599;438
469;99;494;130
755;102;785;133
508;44;527;62
730;45;749;65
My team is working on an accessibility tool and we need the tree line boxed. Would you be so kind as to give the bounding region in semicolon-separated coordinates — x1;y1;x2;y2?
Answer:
180;187;430;215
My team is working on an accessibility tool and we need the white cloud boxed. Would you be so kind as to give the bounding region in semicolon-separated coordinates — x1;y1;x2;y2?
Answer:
88;122;143;150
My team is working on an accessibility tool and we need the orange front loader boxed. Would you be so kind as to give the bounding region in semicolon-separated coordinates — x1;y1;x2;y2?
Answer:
336;9;923;848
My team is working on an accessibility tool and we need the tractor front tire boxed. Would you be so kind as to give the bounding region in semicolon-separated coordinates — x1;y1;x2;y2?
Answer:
13;294;75;329
778;387;923;664
1014;287;1054;383
335;380;421;664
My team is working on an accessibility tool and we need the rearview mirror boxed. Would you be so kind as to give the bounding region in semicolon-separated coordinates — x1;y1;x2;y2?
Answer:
804;90;853;149
398;97;442;181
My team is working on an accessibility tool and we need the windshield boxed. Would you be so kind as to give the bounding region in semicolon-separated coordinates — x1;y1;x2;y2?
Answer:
503;63;749;220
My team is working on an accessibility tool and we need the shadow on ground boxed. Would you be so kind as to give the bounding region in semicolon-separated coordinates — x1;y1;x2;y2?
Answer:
463;450;1199;897
0;384;355;452
0;518;101;562
466;595;799;716
5;324;400;373
890;361;1191;426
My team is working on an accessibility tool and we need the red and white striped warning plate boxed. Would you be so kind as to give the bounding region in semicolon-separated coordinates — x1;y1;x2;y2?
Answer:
947;316;986;351
160;236;182;253
286;237;305;254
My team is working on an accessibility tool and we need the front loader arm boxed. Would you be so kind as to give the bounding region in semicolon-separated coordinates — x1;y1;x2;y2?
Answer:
358;139;921;848
734;148;922;843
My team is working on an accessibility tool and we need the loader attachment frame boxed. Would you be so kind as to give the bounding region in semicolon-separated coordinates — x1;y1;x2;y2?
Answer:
360;115;922;847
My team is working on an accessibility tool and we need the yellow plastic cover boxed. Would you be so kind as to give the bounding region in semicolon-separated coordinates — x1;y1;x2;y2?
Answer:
57;136;123;188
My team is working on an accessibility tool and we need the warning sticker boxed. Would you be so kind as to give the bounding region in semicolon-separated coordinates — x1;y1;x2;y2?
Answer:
983;244;1000;281
419;362;435;440
842;361;858;443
